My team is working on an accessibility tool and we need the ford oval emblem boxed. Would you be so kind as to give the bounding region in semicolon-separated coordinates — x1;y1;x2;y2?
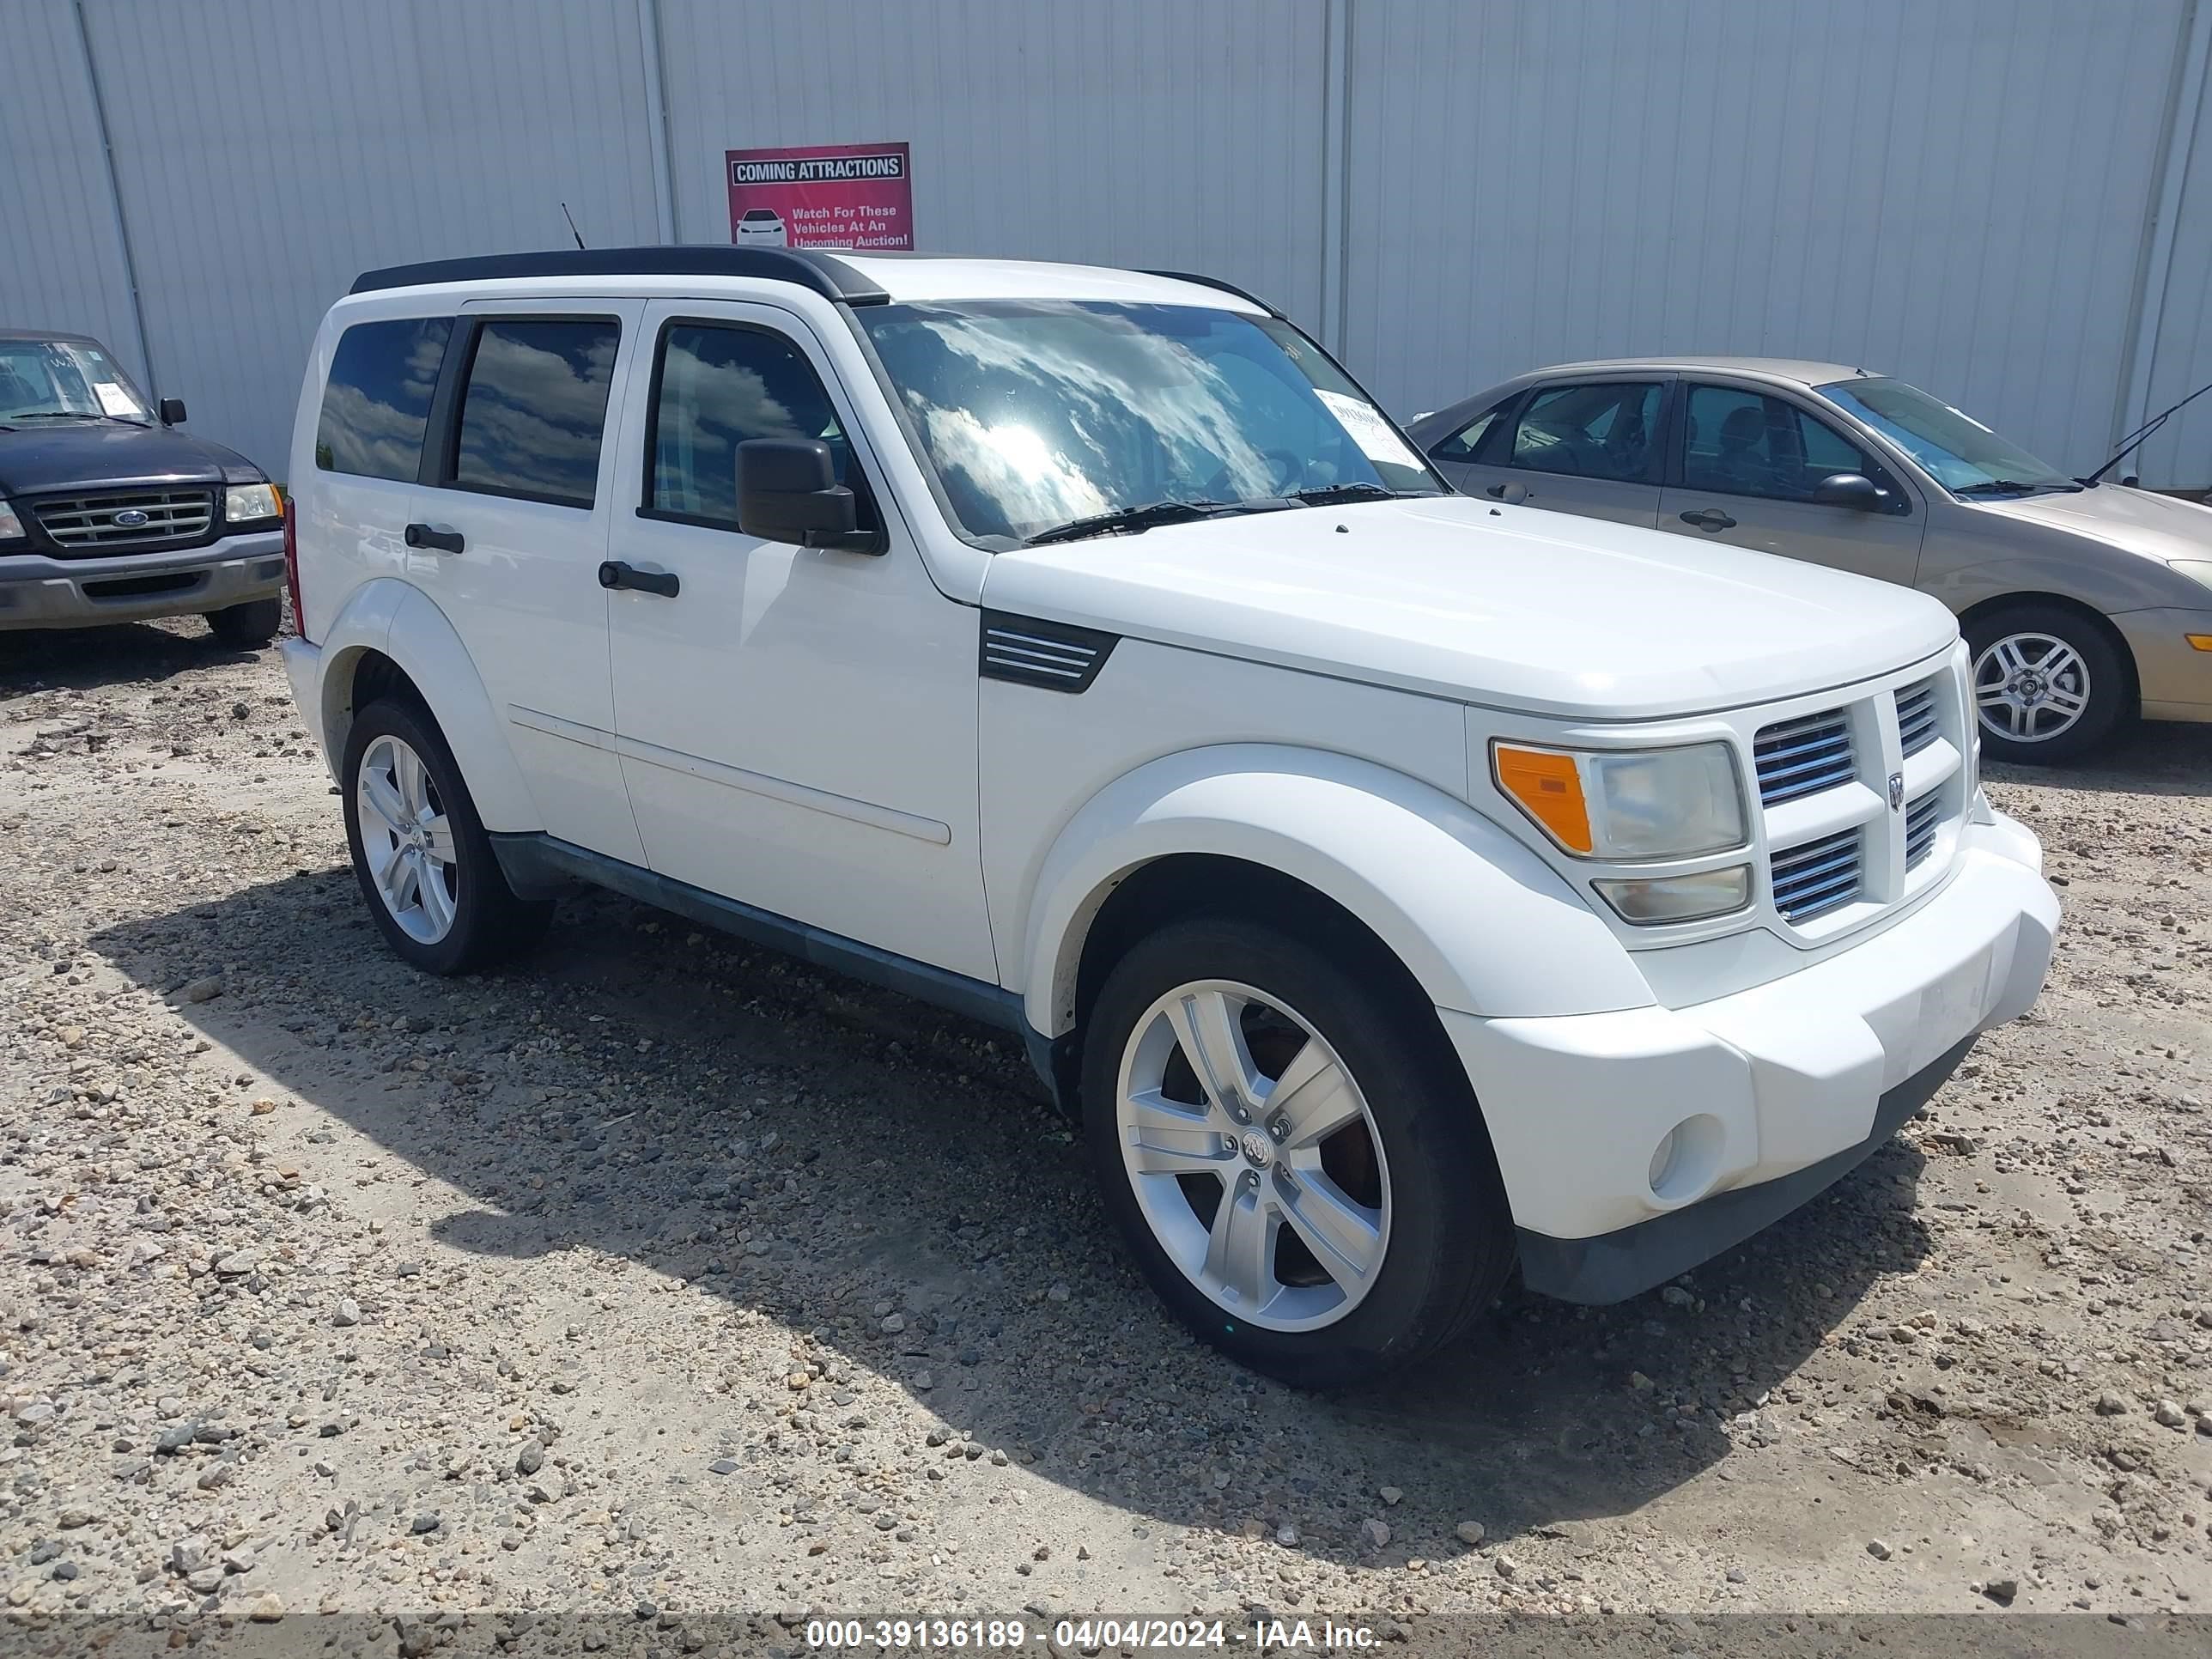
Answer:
112;508;150;527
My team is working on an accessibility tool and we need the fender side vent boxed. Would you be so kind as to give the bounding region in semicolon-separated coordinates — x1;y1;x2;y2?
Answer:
980;611;1116;693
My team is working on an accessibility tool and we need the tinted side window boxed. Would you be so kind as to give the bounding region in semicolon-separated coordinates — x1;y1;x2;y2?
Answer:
1429;403;1508;464
1507;382;1662;482
1682;385;1887;502
315;318;453;480
647;323;871;528
452;319;620;507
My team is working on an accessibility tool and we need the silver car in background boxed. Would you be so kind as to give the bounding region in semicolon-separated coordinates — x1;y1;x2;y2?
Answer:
1406;358;2212;763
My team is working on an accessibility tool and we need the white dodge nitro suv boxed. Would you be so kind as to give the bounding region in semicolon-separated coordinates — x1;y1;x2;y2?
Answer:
281;247;2058;1387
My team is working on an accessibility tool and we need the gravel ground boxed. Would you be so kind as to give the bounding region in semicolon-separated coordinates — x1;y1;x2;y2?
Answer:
3;620;2210;1638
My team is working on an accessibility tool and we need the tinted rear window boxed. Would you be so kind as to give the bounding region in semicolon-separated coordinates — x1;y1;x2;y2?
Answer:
451;318;620;507
315;317;453;480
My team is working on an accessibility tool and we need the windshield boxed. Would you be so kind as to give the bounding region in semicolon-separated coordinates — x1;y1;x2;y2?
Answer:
857;300;1443;544
0;337;149;422
1816;375;2071;492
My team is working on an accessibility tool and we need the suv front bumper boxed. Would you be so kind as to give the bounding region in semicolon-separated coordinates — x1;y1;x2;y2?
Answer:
1440;806;2057;1303
0;532;285;630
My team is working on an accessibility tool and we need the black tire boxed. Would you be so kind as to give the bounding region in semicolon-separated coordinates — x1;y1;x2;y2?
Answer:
1079;916;1515;1389
1965;601;2130;765
340;696;552;974
205;597;282;649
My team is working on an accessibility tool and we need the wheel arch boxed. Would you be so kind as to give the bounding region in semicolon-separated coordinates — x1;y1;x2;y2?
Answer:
1018;744;1651;1049
312;577;541;833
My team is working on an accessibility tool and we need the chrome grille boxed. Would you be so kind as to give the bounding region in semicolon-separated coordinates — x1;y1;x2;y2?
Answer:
1905;790;1942;870
1771;828;1862;921
32;488;214;551
1896;681;1939;757
1753;708;1854;806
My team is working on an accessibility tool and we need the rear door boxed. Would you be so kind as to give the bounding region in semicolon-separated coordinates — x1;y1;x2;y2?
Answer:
1657;380;1926;586
413;298;646;861
1442;377;1668;526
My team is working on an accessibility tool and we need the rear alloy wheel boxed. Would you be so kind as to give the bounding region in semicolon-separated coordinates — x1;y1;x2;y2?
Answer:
341;698;551;974
1966;603;2128;764
1082;917;1513;1388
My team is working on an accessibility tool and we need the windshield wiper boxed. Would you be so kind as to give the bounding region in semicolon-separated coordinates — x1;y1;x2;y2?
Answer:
1024;499;1243;546
1954;478;2077;496
1287;481;1401;505
6;410;145;426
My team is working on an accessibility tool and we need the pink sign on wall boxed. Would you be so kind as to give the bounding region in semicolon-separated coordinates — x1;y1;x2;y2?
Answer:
726;142;914;251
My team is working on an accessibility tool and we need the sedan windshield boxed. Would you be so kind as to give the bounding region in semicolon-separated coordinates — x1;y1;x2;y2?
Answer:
1816;375;2073;493
857;300;1443;545
0;337;149;423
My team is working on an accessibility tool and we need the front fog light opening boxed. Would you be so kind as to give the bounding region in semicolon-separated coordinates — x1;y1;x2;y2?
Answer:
1593;864;1752;925
1647;1114;1724;1204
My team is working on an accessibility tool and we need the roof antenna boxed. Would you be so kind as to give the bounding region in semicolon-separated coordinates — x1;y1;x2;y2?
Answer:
560;203;586;251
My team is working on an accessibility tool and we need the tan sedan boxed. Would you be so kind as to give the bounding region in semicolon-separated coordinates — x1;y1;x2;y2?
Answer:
1407;358;2212;763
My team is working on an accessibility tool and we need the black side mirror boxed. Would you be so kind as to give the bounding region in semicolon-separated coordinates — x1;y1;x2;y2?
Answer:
157;397;187;427
736;438;873;551
1812;471;1884;510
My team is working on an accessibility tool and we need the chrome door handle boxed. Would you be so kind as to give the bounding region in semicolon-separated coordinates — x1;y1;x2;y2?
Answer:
1678;508;1736;532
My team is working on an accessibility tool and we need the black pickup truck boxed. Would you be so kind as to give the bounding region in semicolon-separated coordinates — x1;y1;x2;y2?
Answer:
0;329;285;646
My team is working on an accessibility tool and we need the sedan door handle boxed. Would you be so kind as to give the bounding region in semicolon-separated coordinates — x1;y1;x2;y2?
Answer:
1678;507;1737;532
404;522;465;555
598;560;680;599
1486;481;1532;502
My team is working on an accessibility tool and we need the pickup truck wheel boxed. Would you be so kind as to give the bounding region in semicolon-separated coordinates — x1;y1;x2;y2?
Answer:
1966;603;2129;764
1082;917;1513;1388
341;698;551;974
205;597;282;649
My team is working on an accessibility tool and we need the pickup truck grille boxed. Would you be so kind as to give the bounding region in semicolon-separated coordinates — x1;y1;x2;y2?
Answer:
1771;828;1863;921
1753;661;1969;935
1753;708;1854;805
30;488;215;554
1896;681;1939;757
1905;789;1942;869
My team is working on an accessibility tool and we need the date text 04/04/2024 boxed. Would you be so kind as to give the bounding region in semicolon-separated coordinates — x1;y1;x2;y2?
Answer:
804;1619;1382;1650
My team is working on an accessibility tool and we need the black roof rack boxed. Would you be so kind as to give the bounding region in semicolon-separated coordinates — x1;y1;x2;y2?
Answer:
1139;270;1285;318
349;246;890;305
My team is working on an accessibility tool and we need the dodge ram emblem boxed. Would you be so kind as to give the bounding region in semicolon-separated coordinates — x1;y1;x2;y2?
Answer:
1888;770;1905;810
112;508;150;527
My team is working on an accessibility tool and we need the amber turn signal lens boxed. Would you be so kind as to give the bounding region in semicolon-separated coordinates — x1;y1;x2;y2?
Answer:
2186;634;2212;652
1492;744;1593;854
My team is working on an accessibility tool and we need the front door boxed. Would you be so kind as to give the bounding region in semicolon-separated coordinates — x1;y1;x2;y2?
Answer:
1657;381;1926;586
601;299;995;981
1441;378;1668;526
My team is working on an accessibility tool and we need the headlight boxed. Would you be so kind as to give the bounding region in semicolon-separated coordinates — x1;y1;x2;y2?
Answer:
0;499;21;541
2170;559;2212;594
1492;740;1747;859
224;483;282;526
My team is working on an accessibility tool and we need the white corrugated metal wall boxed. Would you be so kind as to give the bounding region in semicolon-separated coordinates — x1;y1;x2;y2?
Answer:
3;0;2209;487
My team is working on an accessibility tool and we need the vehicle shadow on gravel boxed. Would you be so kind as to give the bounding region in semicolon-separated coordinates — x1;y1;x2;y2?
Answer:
93;871;1938;1570
0;618;262;689
1991;718;2212;798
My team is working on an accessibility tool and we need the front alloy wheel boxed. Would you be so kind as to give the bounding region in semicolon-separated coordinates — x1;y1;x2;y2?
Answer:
1965;603;2129;764
1115;980;1390;1332
1082;916;1513;1388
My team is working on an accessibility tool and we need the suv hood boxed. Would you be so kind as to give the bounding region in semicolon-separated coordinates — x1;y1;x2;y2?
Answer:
1963;482;2212;563
983;495;1956;719
0;421;252;497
